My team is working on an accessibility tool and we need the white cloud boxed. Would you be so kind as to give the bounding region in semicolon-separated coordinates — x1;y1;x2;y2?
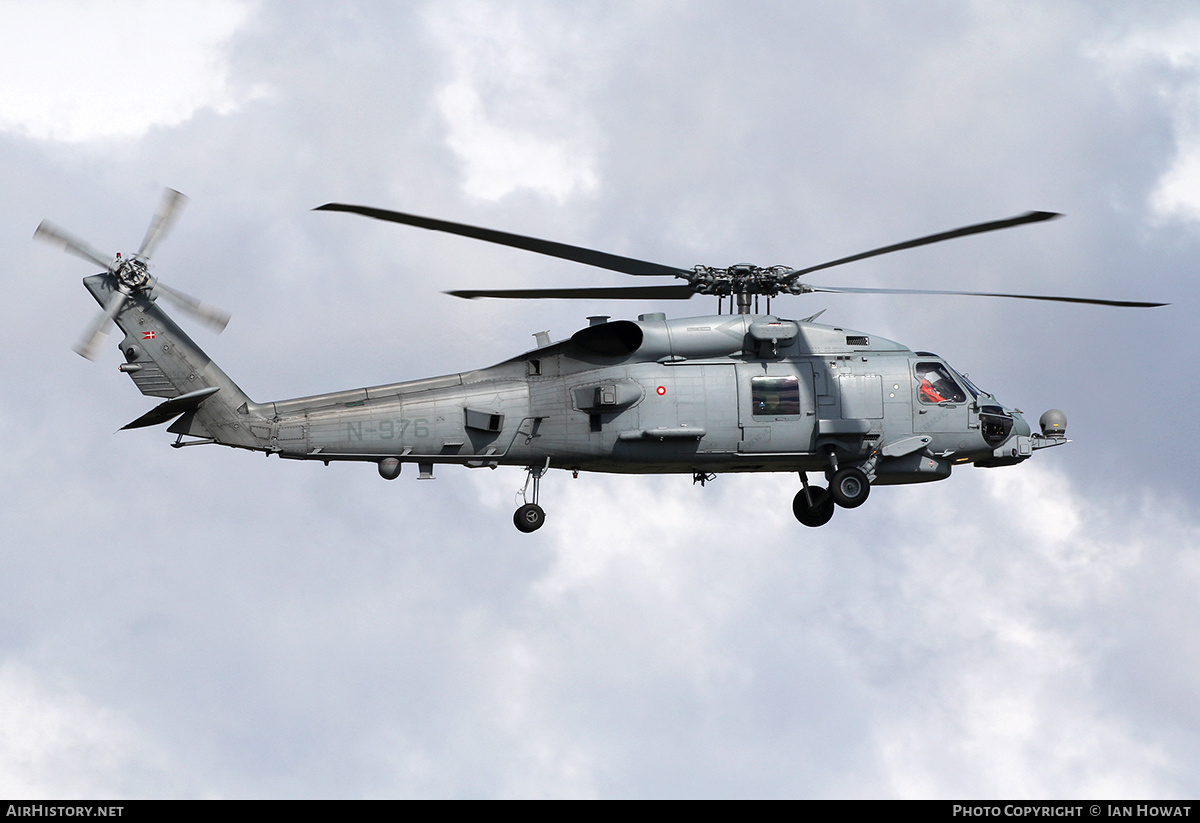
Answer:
480;458;1199;797
0;0;258;142
0;663;169;798
435;81;599;203
1088;17;1200;223
869;464;1194;797
424;1;600;203
1151;143;1200;223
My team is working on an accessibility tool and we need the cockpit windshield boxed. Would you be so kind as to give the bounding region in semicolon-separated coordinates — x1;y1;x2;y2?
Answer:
947;364;983;400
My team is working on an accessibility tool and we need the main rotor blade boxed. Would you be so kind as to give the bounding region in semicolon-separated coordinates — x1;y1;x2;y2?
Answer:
74;289;128;360
784;211;1062;282
34;221;115;271
315;203;692;278
137;188;187;261
447;285;698;300
152;281;231;331
805;284;1168;308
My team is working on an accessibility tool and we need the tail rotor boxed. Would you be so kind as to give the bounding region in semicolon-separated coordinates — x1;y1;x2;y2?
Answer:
73;287;130;360
35;188;230;359
33;220;118;272
136;187;187;262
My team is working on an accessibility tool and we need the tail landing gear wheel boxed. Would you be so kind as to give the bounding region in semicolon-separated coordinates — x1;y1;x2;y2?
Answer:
514;503;546;533
829;467;870;509
793;486;835;527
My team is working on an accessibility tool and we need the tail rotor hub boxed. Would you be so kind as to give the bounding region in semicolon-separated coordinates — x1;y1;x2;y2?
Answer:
114;255;152;291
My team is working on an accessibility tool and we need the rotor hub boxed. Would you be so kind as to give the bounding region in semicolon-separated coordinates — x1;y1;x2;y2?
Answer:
114;255;153;291
687;264;794;296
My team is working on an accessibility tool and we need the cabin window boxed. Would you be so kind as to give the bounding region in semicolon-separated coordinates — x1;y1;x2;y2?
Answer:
915;362;966;404
751;375;801;416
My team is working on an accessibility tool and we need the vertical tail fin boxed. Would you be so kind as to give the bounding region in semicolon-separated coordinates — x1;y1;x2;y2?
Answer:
85;274;261;448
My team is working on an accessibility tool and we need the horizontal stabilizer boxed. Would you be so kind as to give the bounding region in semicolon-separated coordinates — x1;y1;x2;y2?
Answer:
122;386;221;430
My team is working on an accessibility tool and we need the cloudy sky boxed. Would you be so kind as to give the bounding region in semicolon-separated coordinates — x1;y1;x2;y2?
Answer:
2;0;1198;799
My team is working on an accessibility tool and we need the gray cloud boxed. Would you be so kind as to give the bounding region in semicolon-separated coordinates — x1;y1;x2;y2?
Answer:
3;0;1198;798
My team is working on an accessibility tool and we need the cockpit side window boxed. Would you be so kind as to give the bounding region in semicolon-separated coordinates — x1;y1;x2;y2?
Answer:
915;362;966;404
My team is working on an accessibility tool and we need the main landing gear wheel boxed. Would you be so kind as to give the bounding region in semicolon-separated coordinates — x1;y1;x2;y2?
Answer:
793;486;835;527
514;503;545;532
514;461;549;532
829;467;870;509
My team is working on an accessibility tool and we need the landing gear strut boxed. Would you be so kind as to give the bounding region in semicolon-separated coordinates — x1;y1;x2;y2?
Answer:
514;459;549;533
793;454;875;527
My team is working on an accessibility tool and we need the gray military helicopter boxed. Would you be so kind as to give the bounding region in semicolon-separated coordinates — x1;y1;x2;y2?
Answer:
36;190;1165;532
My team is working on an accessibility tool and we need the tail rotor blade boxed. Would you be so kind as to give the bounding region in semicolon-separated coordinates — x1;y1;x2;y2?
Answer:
34;221;115;271
137;188;188;261
153;281;230;332
73;290;129;360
